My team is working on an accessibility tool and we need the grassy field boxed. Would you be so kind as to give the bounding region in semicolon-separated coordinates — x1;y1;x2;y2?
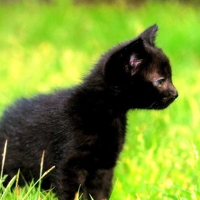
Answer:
0;0;200;199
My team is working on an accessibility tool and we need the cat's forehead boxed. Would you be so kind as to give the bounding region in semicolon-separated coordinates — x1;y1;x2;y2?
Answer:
147;45;170;65
142;44;172;77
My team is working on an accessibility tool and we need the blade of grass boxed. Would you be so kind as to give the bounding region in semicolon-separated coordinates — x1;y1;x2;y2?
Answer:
0;140;7;183
75;185;83;200
21;165;55;200
37;150;45;199
89;194;94;200
14;170;20;199
0;175;16;200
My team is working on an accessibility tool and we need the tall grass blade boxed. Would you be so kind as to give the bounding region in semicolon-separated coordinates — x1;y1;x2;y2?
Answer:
14;170;20;198
0;175;16;200
0;140;7;183
37;150;45;199
21;166;55;200
89;194;94;200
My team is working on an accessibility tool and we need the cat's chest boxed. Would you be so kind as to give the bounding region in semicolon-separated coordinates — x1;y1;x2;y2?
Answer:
91;115;127;168
90;112;126;143
70;106;127;168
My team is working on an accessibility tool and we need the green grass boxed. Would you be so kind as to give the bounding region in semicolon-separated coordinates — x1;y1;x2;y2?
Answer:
0;0;200;199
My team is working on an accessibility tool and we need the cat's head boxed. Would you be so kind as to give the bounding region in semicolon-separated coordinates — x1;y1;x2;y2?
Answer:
102;24;178;110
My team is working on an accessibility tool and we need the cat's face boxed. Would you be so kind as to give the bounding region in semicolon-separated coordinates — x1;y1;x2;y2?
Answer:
102;24;178;110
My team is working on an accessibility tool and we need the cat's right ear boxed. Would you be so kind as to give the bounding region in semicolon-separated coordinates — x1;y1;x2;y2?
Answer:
139;24;158;46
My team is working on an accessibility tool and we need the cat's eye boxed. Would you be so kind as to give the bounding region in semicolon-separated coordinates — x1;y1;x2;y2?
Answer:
155;78;165;88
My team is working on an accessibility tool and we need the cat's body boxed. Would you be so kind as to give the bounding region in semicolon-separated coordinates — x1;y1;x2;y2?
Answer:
0;25;178;200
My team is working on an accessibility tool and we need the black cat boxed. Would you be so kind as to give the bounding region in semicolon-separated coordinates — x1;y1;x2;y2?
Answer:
0;24;178;200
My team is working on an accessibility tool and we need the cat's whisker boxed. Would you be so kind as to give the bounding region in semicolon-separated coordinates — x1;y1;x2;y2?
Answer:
148;102;157;109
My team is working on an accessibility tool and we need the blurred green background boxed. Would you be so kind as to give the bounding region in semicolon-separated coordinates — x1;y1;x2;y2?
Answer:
0;0;200;199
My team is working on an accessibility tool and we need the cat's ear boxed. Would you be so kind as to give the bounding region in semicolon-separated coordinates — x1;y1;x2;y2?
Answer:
139;24;158;46
123;38;145;76
126;53;143;76
103;38;146;81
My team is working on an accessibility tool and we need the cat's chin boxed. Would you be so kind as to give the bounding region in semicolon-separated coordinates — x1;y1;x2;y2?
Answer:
148;97;176;110
146;104;170;110
153;104;172;110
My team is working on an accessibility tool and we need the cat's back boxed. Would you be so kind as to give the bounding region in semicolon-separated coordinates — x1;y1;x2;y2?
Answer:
0;88;73;141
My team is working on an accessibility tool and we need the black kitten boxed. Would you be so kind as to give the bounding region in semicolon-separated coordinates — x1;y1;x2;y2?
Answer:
0;24;178;200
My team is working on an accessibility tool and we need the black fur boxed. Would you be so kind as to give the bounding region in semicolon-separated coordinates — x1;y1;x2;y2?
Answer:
0;24;178;200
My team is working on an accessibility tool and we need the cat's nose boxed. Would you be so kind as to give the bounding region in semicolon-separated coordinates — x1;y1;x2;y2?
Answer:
174;92;178;99
172;90;178;99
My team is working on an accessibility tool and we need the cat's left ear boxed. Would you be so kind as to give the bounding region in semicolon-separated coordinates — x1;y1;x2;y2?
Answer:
123;38;146;76
103;38;146;82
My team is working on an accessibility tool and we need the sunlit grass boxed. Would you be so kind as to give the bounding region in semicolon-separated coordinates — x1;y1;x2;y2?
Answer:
0;141;56;200
0;0;200;199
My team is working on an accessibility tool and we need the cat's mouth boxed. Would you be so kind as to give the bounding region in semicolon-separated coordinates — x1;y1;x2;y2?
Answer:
162;97;175;105
148;93;178;110
158;94;178;109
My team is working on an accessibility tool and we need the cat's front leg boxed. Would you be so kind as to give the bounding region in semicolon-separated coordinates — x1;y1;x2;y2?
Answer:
54;167;80;200
54;153;90;200
84;168;114;200
54;166;86;200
